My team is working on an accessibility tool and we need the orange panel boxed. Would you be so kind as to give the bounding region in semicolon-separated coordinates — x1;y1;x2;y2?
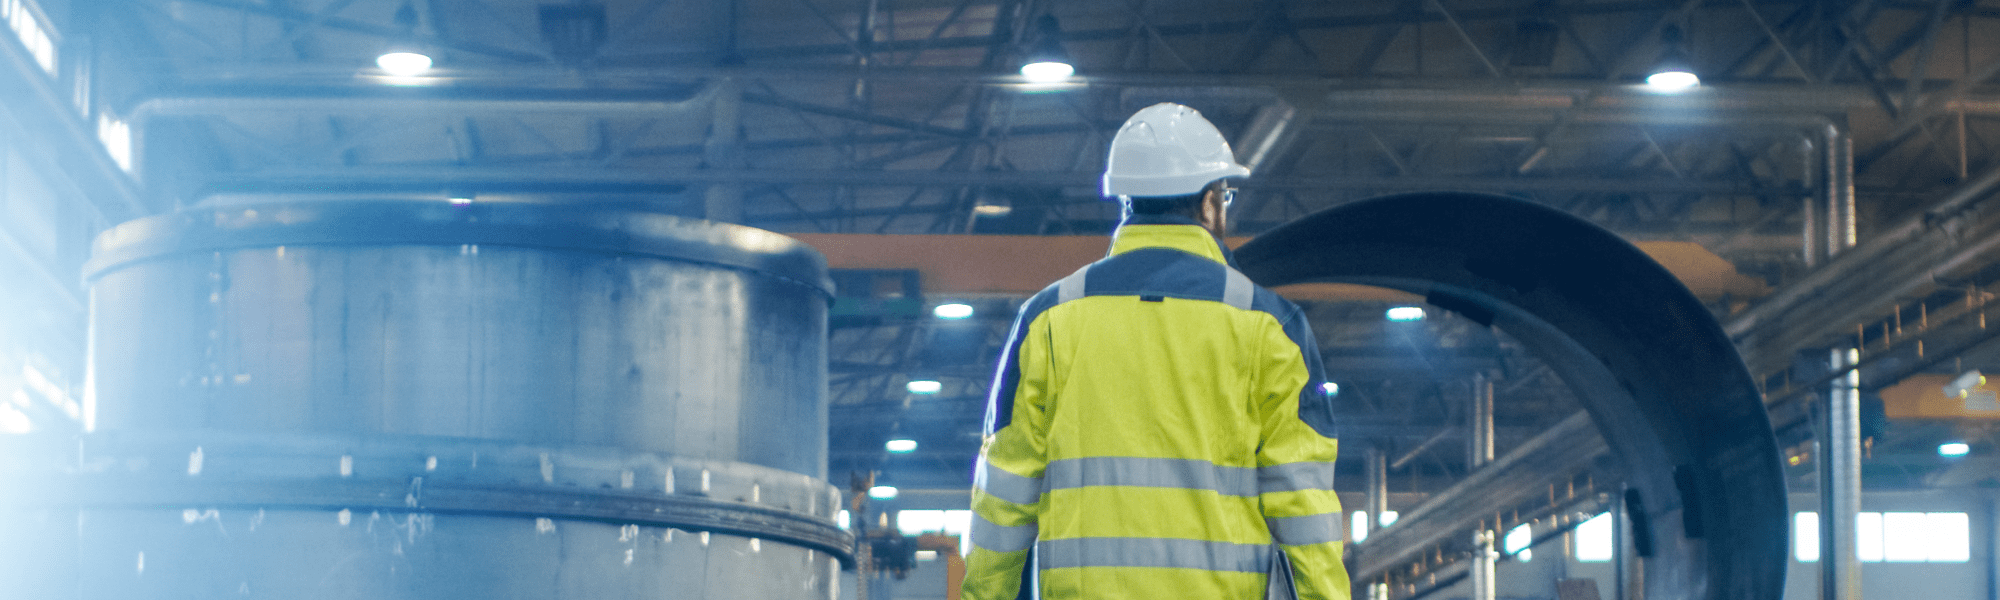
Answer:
1878;374;2000;420
792;234;1767;302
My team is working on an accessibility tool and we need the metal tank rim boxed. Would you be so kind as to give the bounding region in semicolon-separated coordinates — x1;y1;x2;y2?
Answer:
0;430;857;565
81;200;835;298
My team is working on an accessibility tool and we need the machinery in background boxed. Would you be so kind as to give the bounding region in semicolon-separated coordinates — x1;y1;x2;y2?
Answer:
0;201;851;599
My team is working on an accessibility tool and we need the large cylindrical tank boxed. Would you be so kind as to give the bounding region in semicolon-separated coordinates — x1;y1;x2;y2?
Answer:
0;201;849;599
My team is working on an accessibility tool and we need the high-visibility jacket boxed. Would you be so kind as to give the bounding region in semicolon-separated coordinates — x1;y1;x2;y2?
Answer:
962;215;1349;600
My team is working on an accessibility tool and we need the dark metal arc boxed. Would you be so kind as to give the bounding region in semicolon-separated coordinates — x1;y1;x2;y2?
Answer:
1235;192;1786;600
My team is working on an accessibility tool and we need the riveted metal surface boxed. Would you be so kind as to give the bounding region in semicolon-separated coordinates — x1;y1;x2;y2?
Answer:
83;201;830;477
1235;192;1786;600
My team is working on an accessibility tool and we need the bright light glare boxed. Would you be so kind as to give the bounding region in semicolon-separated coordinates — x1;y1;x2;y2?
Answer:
1321;382;1339;396
1646;70;1700;90
1386;306;1426;322
1020;61;1074;83
1350;510;1399;543
375;52;433;76
907;380;942;394
1857;511;1883;562
1576;512;1613;562
1795;512;1819;562
1504;524;1534;561
868;485;899;500
448;196;473;205
886;439;918;453
1939;442;1970;457
933;303;974;319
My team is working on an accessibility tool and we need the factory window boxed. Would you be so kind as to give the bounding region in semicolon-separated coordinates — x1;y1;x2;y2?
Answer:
1794;512;1970;563
1575;512;1614;562
1348;510;1400;543
1505;523;1535;562
2;0;56;75
97;114;132;172
896;509;972;537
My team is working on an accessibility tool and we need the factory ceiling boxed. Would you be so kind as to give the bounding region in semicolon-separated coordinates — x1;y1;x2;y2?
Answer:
16;0;2000;507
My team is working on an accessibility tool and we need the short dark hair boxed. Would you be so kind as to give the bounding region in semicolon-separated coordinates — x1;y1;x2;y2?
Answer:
1123;180;1224;219
1125;193;1205;218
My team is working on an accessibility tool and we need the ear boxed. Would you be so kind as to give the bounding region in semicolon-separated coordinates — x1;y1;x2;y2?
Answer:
1199;190;1226;232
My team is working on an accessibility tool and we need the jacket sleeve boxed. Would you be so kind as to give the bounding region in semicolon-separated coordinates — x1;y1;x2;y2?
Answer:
1256;308;1350;600
961;306;1052;600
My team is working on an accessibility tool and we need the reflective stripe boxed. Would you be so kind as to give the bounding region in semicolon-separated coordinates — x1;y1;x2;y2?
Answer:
1266;514;1344;545
975;461;1044;505
1057;266;1089;304
972;513;1038;553
1258;462;1336;493
1223;267;1253;310
1037;537;1274;573
1045;456;1257;497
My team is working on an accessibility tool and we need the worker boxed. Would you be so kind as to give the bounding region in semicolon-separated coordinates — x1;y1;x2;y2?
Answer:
961;102;1349;600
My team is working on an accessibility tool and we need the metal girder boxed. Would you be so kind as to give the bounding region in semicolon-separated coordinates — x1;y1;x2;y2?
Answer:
1725;162;2000;373
192;165;1802;198
1235;192;1786;600
143;0;548;62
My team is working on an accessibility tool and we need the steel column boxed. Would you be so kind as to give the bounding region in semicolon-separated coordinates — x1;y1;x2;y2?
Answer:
1366;445;1390;600
1817;347;1863;600
1815;120;1862;600
1470;373;1497;600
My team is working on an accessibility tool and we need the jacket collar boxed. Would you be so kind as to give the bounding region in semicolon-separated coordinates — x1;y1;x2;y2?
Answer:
1109;214;1232;265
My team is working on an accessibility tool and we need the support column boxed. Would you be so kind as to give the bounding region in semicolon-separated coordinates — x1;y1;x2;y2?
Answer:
1818;347;1862;600
1365;445;1390;600
1816;121;1862;600
703;78;744;223
1470;373;1497;600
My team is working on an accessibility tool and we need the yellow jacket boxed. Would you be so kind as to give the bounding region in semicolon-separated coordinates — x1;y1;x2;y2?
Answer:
962;215;1349;600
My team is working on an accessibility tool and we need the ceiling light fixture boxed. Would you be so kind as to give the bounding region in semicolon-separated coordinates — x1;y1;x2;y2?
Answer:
1019;15;1074;84
1938;442;1970;457
376;51;433;77
1386;306;1426;322
933;303;974;319
886;439;918;453
868;485;899;500
1646;24;1699;91
906;380;942;394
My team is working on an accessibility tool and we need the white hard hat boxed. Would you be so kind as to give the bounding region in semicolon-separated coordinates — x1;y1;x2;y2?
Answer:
1101;103;1250;198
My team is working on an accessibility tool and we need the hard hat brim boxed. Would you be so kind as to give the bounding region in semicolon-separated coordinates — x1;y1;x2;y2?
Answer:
1102;164;1250;198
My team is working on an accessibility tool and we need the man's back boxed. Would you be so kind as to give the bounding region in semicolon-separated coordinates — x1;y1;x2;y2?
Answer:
962;217;1349;600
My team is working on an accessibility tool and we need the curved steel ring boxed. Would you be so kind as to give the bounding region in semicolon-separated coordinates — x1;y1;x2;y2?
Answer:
1235;192;1786;600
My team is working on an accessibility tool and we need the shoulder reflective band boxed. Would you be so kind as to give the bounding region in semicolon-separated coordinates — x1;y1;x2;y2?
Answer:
1057;265;1089;304
1256;462;1336;493
1037;537;1274;573
972;512;1039;553
1045;456;1257;497
1266;514;1344;545
976;461;1045;505
1223;267;1253;310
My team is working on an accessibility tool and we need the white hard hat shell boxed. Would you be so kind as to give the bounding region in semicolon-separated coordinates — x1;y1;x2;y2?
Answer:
1101;103;1251;198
